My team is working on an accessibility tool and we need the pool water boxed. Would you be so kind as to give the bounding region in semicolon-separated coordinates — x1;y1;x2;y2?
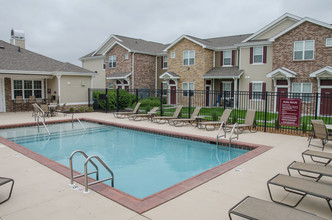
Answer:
0;122;249;199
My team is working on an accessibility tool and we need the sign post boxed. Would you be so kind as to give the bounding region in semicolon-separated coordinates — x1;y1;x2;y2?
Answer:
278;98;302;127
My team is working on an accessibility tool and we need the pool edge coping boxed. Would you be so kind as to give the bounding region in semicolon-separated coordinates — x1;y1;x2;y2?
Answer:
0;118;272;214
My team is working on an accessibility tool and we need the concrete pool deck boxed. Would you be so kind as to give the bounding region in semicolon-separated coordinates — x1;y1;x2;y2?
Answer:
0;112;331;220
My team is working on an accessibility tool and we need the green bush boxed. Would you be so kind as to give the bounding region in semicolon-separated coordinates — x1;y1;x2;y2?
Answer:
212;110;218;121
87;107;93;112
69;107;75;113
93;90;135;110
78;107;85;113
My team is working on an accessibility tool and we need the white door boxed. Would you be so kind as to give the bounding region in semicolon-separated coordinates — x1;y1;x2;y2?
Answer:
0;78;5;112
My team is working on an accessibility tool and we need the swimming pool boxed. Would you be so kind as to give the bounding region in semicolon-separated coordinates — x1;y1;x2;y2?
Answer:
0;121;249;199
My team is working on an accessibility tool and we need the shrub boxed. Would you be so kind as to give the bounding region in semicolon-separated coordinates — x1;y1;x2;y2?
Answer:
69;107;75;113
212;110;218;121
93;90;136;110
87;107;93;112
78;107;85;113
231;113;237;124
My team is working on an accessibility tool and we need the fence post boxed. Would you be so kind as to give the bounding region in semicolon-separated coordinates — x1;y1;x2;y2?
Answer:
188;91;192;118
116;88;119;112
264;91;268;132
315;93;319;119
105;88;108;113
136;89;139;104
88;88;91;107
160;89;163;116
223;90;226;109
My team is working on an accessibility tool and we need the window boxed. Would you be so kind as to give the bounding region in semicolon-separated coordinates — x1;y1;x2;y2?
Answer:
162;82;168;96
182;82;194;97
253;46;263;63
13;80;42;99
163;56;167;69
103;58;106;69
108;55;116;68
183;50;195;66
294;40;314;60
222;82;232;99
170;52;175;58
292;83;312;102
326;38;332;47
223;50;232;66
108;82;113;89
125;54;129;59
252;82;263;100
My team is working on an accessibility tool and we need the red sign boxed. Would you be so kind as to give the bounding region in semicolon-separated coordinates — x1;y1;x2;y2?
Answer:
278;98;302;127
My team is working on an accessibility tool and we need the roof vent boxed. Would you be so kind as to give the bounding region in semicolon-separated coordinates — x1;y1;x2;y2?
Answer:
0;46;4;49
18;46;21;52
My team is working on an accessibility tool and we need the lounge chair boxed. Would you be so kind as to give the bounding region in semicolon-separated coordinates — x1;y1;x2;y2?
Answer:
0;177;14;205
267;173;332;211
151;105;183;124
113;102;141;119
287;161;332;181
39;104;51;117
128;107;159;121
308;120;332;151
169;106;202;127
197;108;233;131
228;196;327;220
226;109;256;133
302;149;332;165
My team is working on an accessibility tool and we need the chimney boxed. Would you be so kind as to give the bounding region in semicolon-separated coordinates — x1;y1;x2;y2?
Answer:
10;29;25;49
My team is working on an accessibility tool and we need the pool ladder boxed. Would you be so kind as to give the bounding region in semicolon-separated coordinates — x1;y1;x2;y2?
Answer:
216;122;239;148
69;150;114;193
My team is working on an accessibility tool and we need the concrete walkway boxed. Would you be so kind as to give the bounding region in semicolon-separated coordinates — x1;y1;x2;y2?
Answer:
0;112;331;219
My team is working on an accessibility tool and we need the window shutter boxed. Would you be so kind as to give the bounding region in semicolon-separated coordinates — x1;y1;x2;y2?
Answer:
250;47;253;64
263;46;267;63
220;83;223;96
231;82;234;98
220;51;223;66
249;83;252;99
262;82;266;100
161;56;163;68
232;50;235;66
161;82;163;90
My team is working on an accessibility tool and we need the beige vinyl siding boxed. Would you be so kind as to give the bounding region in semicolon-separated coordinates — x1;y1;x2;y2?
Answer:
97;38;117;55
46;78;58;100
82;58;105;88
60;76;91;103
256;19;298;40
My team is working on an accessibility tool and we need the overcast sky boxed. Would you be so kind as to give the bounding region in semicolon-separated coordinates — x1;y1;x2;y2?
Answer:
1;0;331;66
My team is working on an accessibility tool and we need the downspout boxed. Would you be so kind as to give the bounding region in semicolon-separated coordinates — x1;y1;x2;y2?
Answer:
56;75;61;104
132;52;135;89
155;56;158;91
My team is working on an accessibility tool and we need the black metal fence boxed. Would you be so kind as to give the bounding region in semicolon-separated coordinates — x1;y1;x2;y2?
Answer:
88;88;332;136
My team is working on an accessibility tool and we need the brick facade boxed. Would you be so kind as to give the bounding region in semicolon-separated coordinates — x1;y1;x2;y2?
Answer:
105;44;156;90
273;21;332;92
167;38;214;91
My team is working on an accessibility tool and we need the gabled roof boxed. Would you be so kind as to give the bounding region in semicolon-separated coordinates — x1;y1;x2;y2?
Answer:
266;67;297;78
0;40;95;76
203;67;243;79
164;34;252;51
242;13;301;43
309;66;332;78
269;17;332;41
107;72;132;80
159;72;180;79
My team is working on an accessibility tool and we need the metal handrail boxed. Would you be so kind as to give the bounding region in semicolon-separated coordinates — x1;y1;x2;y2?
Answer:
37;115;50;135
216;121;226;145
69;150;99;186
84;155;114;193
228;123;239;148
72;114;86;131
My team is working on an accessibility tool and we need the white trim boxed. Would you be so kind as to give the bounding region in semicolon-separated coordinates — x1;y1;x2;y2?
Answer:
183;50;195;66
309;66;332;78
79;54;104;61
0;69;97;76
11;78;45;100
56;75;61;104
202;71;244;79
266;67;297;78
235;41;272;48
326;38;332;47
92;35;123;56
64;102;89;106
270;17;332;42
243;13;301;43
159;72;180;80
293;40;315;61
0;78;5;112
164;35;206;52
106;73;132;80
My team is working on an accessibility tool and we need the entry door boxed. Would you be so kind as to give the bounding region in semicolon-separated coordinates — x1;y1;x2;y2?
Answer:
320;88;332;115
0;78;4;112
276;88;288;112
170;86;176;105
205;86;210;106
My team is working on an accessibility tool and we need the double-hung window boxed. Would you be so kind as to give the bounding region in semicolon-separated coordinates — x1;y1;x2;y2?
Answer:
103;58;106;69
183;50;195;66
183;82;194;97
253;46;263;63
223;50;232;66
108;55;116;68
326;38;332;47
13;80;43;99
162;82;168;96
294;40;314;60
163;56;167;69
252;82;263;100
292;83;312;102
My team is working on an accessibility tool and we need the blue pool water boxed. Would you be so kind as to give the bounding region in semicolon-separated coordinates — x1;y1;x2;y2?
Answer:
0;122;249;199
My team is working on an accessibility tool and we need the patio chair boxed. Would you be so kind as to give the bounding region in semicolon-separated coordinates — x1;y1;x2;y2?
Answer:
197;108;233;131
302;149;332;166
267;173;332;212
226;109;257;133
28;95;36;111
55;103;67;116
228;196;327;220
128;107;159;121
169;106;202;127
308;120;332;151
287;161;332;181
0;177;14;205
39;104;50;117
151;105;183;124
113;102;141;119
14;96;24;112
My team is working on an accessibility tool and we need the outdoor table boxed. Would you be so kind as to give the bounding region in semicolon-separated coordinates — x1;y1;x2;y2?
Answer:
48;104;58;116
